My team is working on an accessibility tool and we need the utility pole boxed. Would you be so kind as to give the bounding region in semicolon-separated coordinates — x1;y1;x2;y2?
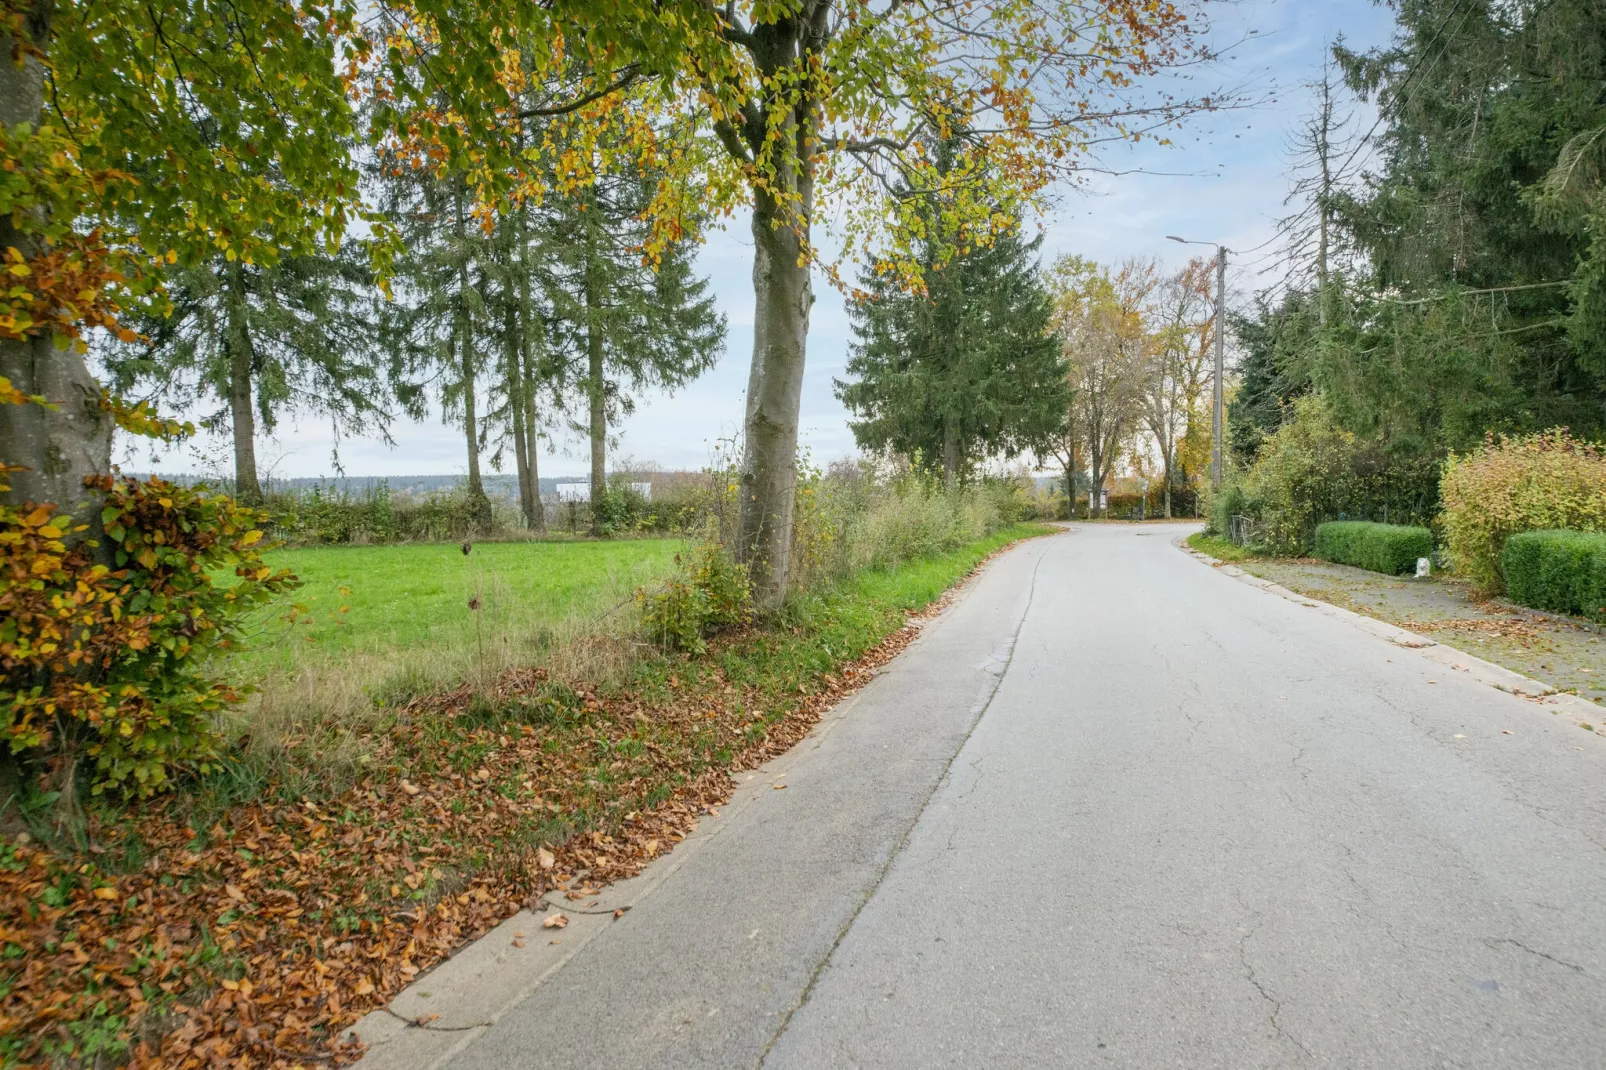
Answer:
1168;234;1229;487
1213;245;1225;487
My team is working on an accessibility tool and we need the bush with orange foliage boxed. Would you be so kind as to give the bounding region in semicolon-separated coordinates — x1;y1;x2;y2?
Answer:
1439;429;1606;595
1;384;295;796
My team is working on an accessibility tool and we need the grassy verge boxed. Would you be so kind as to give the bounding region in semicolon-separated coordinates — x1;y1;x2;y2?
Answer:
211;538;682;805
1185;531;1262;563
0;523;1052;1068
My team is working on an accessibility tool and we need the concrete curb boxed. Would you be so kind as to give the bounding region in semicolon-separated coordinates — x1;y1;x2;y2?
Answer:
1176;535;1606;732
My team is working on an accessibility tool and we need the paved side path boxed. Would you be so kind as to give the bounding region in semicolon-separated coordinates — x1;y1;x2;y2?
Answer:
416;524;1606;1069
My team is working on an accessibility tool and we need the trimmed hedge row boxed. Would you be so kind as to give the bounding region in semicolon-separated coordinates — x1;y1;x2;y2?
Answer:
1501;530;1606;623
1314;521;1434;575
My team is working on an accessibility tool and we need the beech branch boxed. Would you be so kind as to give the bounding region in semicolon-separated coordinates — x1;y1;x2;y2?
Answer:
518;66;643;118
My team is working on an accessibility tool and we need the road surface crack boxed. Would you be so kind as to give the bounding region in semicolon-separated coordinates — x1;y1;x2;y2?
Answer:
755;539;1053;1067
1483;937;1588;975
382;1007;489;1032
1236;925;1313;1063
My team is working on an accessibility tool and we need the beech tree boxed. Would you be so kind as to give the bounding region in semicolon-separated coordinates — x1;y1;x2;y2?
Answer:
1;3;366;520
377;0;1215;606
8;2;1215;604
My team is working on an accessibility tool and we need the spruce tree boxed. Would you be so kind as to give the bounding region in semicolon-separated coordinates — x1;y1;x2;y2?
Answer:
535;164;724;534
106;246;386;503
378;163;498;532
838;151;1067;488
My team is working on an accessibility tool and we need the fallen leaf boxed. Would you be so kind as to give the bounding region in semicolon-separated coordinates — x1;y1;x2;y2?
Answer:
772;784;787;791
400;780;421;796
1502;729;1513;735
536;847;555;870
354;977;375;996
92;886;119;901
542;913;568;929
512;938;525;948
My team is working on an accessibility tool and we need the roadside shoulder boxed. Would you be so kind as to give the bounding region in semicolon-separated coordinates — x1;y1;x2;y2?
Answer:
1175;534;1606;733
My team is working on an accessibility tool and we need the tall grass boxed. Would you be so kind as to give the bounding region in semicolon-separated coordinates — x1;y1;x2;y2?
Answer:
208;465;1032;809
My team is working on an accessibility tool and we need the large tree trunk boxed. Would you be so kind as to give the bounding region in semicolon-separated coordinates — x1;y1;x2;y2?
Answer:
450;311;490;535
1066;433;1077;518
737;188;811;610
460;343;487;525
502;265;539;531
507;334;536;530
1088;437;1104;519
0;11;112;517
513;199;545;535
1159;438;1173;520
524;390;544;534
224;262;263;503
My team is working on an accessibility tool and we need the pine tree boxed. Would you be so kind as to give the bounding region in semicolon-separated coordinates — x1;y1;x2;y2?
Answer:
535;164;724;534
106;246;387;503
838;146;1066;488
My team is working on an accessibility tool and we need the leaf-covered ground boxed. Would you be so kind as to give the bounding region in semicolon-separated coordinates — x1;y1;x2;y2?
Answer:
0;524;1048;1068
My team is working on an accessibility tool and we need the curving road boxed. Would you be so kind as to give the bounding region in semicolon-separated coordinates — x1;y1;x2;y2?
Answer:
368;523;1606;1069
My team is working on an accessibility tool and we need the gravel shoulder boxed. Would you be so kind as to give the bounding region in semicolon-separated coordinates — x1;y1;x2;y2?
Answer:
1235;557;1606;708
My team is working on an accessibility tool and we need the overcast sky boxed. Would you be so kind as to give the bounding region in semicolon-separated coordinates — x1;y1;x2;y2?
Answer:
119;0;1397;482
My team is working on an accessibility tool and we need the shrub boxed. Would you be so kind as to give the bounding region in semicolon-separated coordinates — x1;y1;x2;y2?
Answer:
637;542;752;652
1207;480;1250;536
1221;396;1437;553
835;478;1001;575
1440;429;1606;595
1314;521;1434;575
1501;530;1606;621
0;473;296;795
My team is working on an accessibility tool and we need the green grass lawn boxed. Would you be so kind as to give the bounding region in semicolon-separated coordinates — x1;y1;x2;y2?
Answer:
233;538;685;682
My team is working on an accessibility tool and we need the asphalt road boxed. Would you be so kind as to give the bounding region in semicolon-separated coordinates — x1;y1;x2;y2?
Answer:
440;523;1606;1069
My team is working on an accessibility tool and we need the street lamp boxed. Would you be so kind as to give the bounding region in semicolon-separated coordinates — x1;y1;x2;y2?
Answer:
1168;235;1228;487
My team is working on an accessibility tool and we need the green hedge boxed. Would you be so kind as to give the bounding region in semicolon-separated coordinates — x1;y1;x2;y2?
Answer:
1501;530;1606;622
1314;521;1434;575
